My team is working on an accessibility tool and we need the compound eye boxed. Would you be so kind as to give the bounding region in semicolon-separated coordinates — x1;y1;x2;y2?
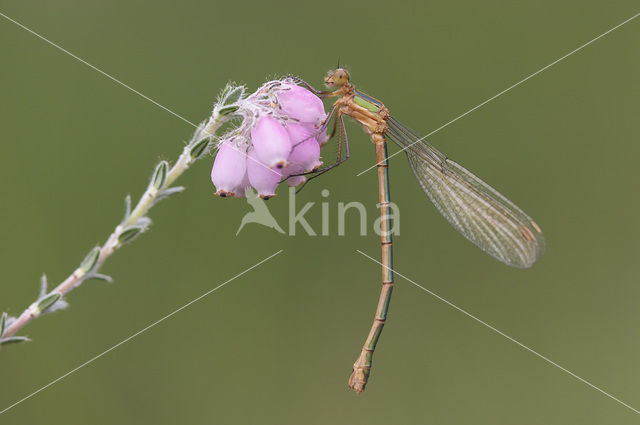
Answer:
324;68;350;87
337;69;350;84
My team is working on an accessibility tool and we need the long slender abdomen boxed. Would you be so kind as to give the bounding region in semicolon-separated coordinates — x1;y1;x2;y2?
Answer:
348;138;395;394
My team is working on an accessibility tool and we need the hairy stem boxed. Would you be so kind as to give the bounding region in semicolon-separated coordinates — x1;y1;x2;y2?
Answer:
1;113;228;341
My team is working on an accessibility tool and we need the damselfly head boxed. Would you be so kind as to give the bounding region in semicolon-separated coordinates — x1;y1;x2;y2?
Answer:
325;68;350;88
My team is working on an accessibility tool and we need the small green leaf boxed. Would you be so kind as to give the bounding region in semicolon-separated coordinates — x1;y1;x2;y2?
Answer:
118;226;143;244
0;336;30;346
39;274;49;298
87;273;113;283
80;247;101;273
190;137;211;159
218;105;239;116
224;86;244;105
123;194;132;221
0;312;7;336
219;84;232;101
37;292;61;313
151;161;169;190
154;187;185;204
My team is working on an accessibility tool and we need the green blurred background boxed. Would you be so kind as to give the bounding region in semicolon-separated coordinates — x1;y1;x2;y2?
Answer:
1;1;639;423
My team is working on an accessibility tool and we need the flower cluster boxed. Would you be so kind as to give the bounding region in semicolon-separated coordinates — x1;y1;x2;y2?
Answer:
211;80;328;199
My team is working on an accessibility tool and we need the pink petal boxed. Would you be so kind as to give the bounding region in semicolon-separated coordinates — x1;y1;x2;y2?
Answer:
286;123;322;173
251;116;291;169
232;170;251;198
247;148;282;199
286;174;306;187
316;127;330;147
211;139;249;197
278;84;326;126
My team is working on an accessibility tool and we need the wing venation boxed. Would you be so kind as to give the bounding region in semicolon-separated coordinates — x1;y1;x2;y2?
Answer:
386;117;544;268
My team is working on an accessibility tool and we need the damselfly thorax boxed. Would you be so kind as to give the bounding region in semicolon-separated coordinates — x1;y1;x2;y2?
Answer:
330;86;390;144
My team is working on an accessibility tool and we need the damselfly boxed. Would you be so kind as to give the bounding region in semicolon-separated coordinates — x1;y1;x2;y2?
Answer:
294;68;545;394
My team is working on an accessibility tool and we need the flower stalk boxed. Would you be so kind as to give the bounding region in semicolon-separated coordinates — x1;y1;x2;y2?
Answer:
0;86;242;345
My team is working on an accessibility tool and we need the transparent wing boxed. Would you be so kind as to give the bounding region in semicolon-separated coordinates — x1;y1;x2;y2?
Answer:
386;117;545;268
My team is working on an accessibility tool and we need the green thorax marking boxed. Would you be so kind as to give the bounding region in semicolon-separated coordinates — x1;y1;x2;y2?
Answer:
352;91;381;113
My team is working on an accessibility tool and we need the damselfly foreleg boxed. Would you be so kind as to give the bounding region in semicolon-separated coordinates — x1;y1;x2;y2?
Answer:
295;112;351;193
286;76;334;98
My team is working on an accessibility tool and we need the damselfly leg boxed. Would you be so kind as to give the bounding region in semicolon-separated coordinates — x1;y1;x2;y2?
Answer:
294;111;351;193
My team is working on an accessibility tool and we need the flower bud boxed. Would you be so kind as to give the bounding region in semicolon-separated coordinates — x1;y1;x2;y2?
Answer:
211;139;249;197
251;116;291;169
231;172;251;198
286;123;322;173
316;127;330;147
277;84;326;126
247;148;281;199
286;174;306;187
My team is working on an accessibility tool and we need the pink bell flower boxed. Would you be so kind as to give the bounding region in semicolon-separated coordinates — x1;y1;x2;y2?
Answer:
211;79;330;198
251;116;291;169
286;174;306;187
247;148;282;199
211;139;250;197
230;171;251;198
316;127;330;147
286;122;322;173
277;84;326;126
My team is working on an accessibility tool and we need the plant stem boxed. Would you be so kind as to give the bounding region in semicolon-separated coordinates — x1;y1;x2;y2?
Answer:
1;115;226;341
